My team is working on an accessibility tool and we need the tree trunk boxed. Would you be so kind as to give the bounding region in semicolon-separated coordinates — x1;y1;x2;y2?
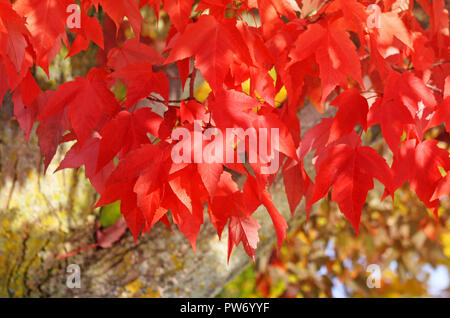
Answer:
0;97;327;298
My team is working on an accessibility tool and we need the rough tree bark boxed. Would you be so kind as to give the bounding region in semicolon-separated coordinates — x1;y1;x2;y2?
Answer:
0;90;329;297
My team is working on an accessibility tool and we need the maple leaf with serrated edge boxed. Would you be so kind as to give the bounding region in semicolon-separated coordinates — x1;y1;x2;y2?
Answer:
57;133;115;194
107;38;164;71
298;117;361;167
428;76;450;132
39;68;120;146
165;15;251;92
307;143;392;233
328;88;369;145
13;0;73;73
228;213;261;262
283;158;312;217
289;19;363;103
96;143;171;240
95;0;143;38
368;70;437;153
0;1;31;72
244;175;288;250
431;174;450;201
163;165;206;251
208;172;262;261
67;5;104;57
388;139;450;216
163;0;194;32
96;108;169;171
113;61;169;109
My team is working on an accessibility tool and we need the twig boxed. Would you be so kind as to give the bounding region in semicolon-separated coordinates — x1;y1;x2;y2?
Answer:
189;68;197;100
433;60;450;67
146;95;194;107
426;84;443;94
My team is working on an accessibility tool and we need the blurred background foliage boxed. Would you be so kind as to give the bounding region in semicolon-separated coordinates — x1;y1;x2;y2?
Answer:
219;181;450;298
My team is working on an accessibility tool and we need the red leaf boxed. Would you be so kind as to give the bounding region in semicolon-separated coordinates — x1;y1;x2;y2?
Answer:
163;0;194;32
57;133;115;194
68;6;104;57
371;11;413;49
428;76;450;132
208;171;239;238
431;174;450;201
96;144;167;240
308;143;392;233
113;61;169;109
244;176;288;250
411;140;450;215
107;38;164;70
98;0;143;38
298;117;360;165
13;0;73;72
96;217;128;248
165;168;205;251
197;162;223;199
36;91;72;171
165;15;251;92
96;108;165;171
328;88;369;145
228;214;261;262
20;69;40;105
369;71;437;152
180;99;209;124
283;159;312;216
387;139;416;195
290;20;363;103
0;1;30;72
208;89;258;130
39;68;120;145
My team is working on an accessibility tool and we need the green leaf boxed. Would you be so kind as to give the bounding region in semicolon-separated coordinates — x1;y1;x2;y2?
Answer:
99;201;122;228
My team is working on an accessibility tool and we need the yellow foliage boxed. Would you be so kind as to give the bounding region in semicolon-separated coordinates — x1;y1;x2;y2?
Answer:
195;67;287;106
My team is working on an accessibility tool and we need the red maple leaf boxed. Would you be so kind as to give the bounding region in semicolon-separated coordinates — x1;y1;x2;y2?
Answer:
389;139;450;216
307;142;392;233
163;0;195;32
112;61;169;109
39;68;120;145
107;38;164;71
289;19;363;103
165;15;251;92
13;0;73;72
368;70;437;152
67;5;104;57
